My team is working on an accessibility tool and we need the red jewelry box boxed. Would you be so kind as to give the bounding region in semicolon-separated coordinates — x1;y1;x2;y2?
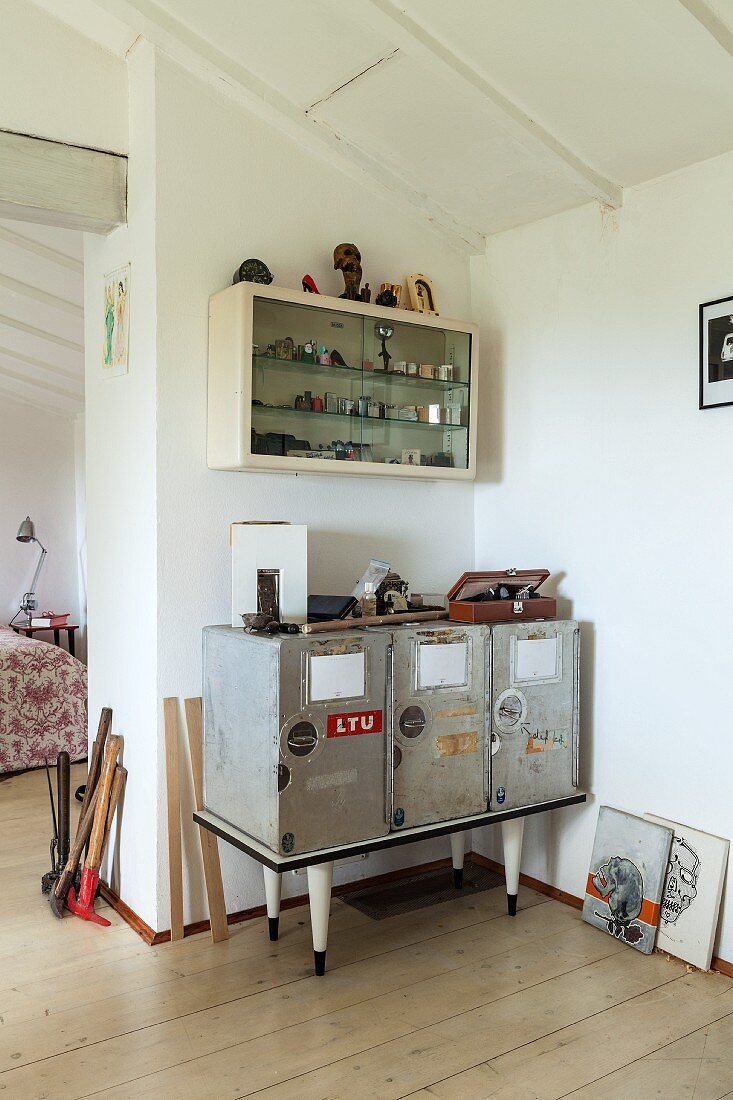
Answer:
447;569;556;624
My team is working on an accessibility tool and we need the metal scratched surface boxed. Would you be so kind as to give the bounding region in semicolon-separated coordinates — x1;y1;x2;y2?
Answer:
202;626;391;855
488;620;579;811
390;623;489;829
202;620;581;857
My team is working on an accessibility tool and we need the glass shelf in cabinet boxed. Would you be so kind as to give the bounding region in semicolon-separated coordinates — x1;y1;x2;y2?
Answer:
251;404;467;431
252;355;469;391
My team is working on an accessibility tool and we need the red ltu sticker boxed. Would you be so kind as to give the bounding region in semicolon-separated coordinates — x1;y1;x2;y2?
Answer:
327;710;383;737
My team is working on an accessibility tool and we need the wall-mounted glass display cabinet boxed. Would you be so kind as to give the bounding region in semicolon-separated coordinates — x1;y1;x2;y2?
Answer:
207;283;478;480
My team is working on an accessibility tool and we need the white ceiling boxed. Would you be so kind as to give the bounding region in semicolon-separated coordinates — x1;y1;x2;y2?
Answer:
26;0;733;251
0;219;84;416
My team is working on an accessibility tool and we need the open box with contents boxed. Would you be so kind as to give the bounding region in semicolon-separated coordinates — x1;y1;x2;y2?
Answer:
447;569;556;623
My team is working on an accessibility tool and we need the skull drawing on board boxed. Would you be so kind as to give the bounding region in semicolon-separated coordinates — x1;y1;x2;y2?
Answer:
661;836;700;924
333;243;362;301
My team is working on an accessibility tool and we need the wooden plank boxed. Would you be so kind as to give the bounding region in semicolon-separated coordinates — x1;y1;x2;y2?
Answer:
184;697;228;944
561;1005;733;1099
0;908;604;1097
0;886;553;1077
424;972;733;1098
163;698;184;942
75;938;668;1099
0;129;126;234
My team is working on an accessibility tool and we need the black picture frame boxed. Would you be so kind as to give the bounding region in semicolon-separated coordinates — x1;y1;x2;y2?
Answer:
700;294;733;410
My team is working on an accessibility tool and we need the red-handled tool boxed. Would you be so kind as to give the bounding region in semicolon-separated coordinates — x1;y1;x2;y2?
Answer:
67;735;122;926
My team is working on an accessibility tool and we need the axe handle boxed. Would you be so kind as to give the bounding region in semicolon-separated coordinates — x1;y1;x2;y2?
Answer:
52;784;100;904
79;707;112;828
85;735;122;871
100;766;126;861
57;751;71;868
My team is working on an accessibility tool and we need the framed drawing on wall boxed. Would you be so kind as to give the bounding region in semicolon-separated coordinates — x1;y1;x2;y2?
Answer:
102;264;130;377
700;294;733;409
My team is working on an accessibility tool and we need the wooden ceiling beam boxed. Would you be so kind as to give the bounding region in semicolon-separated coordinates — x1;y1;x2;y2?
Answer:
361;0;623;210
0;224;83;272
0;344;82;384
0;312;83;353
0;129;126;235
91;0;485;253
0;272;83;317
0;382;79;417
676;0;733;57
0;361;83;401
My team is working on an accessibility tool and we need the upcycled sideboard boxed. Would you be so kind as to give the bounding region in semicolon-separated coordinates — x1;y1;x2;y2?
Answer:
198;620;582;974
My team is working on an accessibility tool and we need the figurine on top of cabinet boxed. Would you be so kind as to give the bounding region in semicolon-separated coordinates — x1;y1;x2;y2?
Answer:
375;282;401;308
333;243;363;301
406;273;438;316
375;572;409;615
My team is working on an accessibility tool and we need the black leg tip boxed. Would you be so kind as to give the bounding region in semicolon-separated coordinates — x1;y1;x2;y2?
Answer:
314;950;326;976
453;868;464;889
268;916;279;942
507;893;518;917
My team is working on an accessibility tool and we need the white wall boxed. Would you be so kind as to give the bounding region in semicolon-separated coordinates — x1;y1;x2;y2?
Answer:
471;152;733;962
1;0;127;154
152;56;475;926
0;394;80;627
83;42;159;929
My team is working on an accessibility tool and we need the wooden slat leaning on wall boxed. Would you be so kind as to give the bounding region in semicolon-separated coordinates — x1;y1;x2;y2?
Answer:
163;697;184;942
184;696;229;943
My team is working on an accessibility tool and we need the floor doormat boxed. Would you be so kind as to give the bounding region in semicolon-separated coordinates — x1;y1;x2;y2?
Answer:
341;861;505;920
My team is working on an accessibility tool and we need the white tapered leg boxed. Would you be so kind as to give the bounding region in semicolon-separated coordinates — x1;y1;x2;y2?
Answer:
263;866;282;942
307;861;334;976
501;817;525;916
450;831;465;889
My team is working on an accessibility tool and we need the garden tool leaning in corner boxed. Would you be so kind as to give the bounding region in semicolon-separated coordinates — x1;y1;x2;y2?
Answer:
67;734;123;927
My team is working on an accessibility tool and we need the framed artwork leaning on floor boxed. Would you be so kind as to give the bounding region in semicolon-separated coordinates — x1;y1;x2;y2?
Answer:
645;813;729;971
582;806;673;954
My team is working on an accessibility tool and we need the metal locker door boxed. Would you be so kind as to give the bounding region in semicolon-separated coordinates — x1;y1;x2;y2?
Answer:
276;632;391;854
391;624;488;830
489;620;579;811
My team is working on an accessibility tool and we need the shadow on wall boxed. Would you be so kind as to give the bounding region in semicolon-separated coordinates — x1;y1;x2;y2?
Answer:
475;325;504;485
308;528;454;596
529;593;595;891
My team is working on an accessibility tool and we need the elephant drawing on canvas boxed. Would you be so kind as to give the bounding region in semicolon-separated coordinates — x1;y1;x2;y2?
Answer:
592;855;645;944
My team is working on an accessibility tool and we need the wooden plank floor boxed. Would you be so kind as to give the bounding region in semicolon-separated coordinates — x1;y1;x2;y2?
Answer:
1;768;732;1099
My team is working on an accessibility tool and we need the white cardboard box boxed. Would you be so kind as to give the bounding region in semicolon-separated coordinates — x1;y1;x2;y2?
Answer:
231;522;308;627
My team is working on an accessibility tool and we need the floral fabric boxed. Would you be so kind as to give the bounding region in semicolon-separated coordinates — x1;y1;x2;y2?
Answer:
0;627;87;773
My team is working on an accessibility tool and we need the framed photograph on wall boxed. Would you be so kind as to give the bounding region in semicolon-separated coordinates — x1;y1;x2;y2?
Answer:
700;295;733;409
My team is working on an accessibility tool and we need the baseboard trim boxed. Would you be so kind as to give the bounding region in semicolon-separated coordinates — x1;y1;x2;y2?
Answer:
101;853;457;947
470;851;583;910
711;955;733;978
99;884;158;945
103;854;733;978
470;853;733;978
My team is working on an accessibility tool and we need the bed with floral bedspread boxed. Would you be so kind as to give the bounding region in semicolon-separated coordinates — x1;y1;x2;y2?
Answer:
0;626;87;773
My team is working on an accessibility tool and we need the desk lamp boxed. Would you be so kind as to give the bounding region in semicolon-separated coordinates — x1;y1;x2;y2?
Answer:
12;516;47;627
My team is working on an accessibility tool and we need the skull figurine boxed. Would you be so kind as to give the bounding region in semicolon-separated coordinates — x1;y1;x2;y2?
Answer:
661;836;700;924
333;243;362;301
